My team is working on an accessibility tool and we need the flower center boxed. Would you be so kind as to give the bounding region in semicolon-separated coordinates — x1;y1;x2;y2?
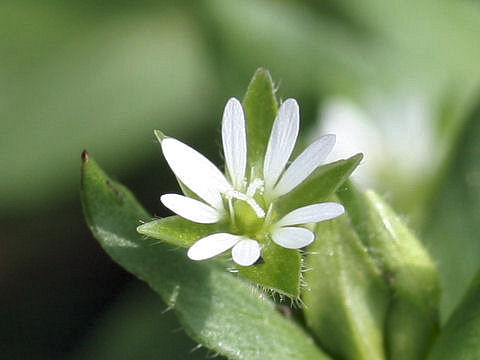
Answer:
224;179;266;236
225;190;265;218
246;178;264;198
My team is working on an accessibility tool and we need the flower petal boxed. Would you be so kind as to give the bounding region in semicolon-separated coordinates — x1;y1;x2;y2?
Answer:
274;134;336;196
160;194;222;224
231;239;261;266
271;227;314;249
161;138;232;211
276;202;345;227
222;98;247;190
263;98;300;192
187;233;241;261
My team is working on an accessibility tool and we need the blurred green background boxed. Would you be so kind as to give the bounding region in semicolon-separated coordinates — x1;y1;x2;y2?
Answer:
2;0;480;358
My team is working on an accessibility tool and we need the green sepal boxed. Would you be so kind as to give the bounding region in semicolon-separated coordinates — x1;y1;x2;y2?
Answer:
80;153;330;360
242;68;278;179
239;242;301;298
338;182;440;360
140;215;302;298
303;212;389;360
274;153;363;217
137;216;222;248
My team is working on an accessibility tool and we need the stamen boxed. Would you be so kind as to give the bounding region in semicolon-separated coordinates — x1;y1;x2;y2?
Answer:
227;197;236;227
224;189;265;218
264;203;274;225
246;198;266;218
246;178;264;197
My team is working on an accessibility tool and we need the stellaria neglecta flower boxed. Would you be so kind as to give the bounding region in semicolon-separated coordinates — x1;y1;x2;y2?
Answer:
156;98;345;267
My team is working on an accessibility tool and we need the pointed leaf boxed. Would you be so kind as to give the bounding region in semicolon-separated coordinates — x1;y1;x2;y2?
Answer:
238;242;301;297
274;153;362;217
338;183;440;360
423;109;480;322
242;68;278;179
81;153;329;360
137;216;220;248
304;213;389;360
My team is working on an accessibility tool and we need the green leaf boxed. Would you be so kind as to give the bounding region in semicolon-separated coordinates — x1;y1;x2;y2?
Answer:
239;242;301;297
242;68;278;179
80;152;330;360
304;213;389;360
137;216;221;248
338;183;440;360
427;271;480;360
275;153;363;217
423;108;480;322
72;285;207;360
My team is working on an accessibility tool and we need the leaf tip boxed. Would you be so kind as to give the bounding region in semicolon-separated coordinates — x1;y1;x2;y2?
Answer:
347;152;364;170
253;67;272;78
353;152;364;162
250;67;275;87
81;149;89;163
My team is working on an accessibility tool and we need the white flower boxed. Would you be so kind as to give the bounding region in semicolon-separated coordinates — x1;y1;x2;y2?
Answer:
316;93;436;188
158;97;344;266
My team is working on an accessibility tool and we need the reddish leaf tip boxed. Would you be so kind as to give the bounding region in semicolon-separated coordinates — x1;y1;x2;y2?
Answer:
81;150;89;162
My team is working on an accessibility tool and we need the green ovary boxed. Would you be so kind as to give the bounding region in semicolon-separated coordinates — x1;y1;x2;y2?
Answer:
233;200;265;238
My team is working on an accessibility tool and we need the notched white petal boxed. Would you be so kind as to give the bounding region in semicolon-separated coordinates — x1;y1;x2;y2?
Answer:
263;98;300;191
222;98;247;190
276;202;345;226
231;239;261;266
161;138;232;211
274;134;336;196
271;227;314;249
160;194;222;224
187;233;241;261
